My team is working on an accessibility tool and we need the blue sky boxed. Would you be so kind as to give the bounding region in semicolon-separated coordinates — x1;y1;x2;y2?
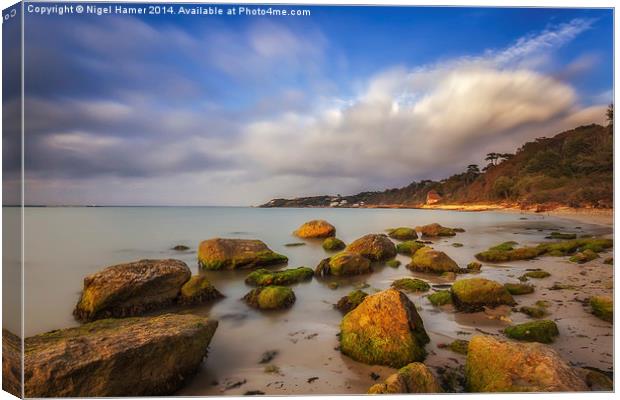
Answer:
11;5;613;205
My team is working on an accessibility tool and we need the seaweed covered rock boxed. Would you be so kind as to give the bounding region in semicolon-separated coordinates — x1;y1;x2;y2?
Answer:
504;282;535;295
243;286;296;310
396;240;425;255
294;220;336;238
245;267;314;286
178;275;223;305
504;320;559;343
386;259;401;268
346;234;397;261
465;335;587;392
546;232;577;240
198;238;287;270
322;237;346;251
447;339;469;355
24;314;218;397
466;261;482;271
520;270;551;280
335;290;368;314
407;247;460;274
73;259;191;322
569;249;599;264
391;278;430;293
340;289;429;367
475;242;542;262
416;223;456;237
387;227;418;241
590;296;613;322
315;252;372;277
428;290;452;306
367;362;441;394
519;304;548;318
581;368;614;391
476;238;613;263
451;278;515;312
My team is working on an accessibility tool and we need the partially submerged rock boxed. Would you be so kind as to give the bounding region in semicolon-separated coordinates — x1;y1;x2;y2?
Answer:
245;267;313;286
315;252;371;277
504;282;534;295
519;305;548;319
74;259;191;322
340;289;429;367
386;259;401;268
465;335;587;392
243;286;296;310
335;289;368;314
451;278;515;312
407;247;460;274
569;249;599;264
396;240;425;255
24;314;218;397
198;238;287;270
172;245;190;251
443;339;469;355
322;237;346;251
590;296;613;322
367;362;441;394
466;261;482;271
178;275;223;305
428;290;452;306
391;278;430;293
294;220;336;238
581;368;613;391
546;232;577;240
416;223;456;237
520;269;551;280
476;238;613;263
346;234;397;261
387;227;418;241
504;320;559;343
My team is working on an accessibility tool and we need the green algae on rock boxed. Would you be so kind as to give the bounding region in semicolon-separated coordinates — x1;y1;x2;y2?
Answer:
396;240;425;255
178;275;224;305
451;278;515;312
476;238;613;263
504;282;535;295
569;249;599;264
407;247;460;274
322;237;346;251
386;259;401;268
416;223;456;237
519;305;548;318
465;335;587;392
391;278;430;293
466;261;482;271
340;289;429;368
582;368;614;391
294;219;336;238
198;238;288;270
367;362;441;394
346;234;397;261
24;314;218;397
387;227;418;241
520;270;551;280
315;252;372;277
427;290;452;306
546;232;577;240
504;320;559;343
590;295;613;322
335;289;369;314
447;339;469;355
172;245;190;251
245;267;313;286
243;286;296;310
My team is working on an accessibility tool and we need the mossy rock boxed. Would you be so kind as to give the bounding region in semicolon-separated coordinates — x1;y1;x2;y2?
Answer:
243;286;296;310
546;232;577;240
294;219;336;238
245;267;313;286
504;320;559;343
315;252;372;277
386;259;401;268
504;283;534;295
441;271;457;280
519;306;548;318
427;290;452;306
284;242;306;247
396;240;425;255
391;278;430;293
466;261;482;271
448;339;469;355
451;243;464;248
178;275;224;305
346;234;397;261
476;238;613;263
198;238;287;270
569;249;599;264
340;289;429;368
519;270;551;280
590;296;613;322
465;335;587;392
335;290;368;314
451;278;515;312
416;223;456;237
322;237;346;251
475;245;543;263
582;368;614;391
367;362;441;394
172;245;190;251
407;247;460;274
387;227;418;241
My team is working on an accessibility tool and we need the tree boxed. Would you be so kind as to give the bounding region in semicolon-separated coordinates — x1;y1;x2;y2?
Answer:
492;177;514;199
485;153;500;165
467;164;480;174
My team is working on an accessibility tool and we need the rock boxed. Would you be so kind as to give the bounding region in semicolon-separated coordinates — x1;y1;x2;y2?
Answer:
284;242;306;247
172;245;190;251
504;320;559;343
386;259;401;268
315;252;372;277
335;290;369;314
590;296;613;322
569;249;599;264
24;314;218;397
504;283;535;295
245;267;313;286
520;270;551;280
346;234;397;261
426;190;442;205
441;271;457;280
198;238;287;270
73;259;191;322
452;242;464;248
465;335;587;392
387;227;418;241
416;223;456;237
391;278;430;293
340;289;429;367
475;242;542;262
448;339;469;355
451;278;515;312
367;362;441;394
427;290;452;306
243;286;296;310
396;240;424;255
407;247;460;274
178;275;224;305
322;237;346;251
603;257;613;264
581;368;613;391
546;232;577;240
519;306;548;318
2;330;21;397
294;220;336;238
476;238;613;263
466;261;482;271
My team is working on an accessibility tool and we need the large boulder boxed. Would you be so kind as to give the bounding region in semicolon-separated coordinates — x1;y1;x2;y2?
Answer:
178;275;224;305
340;289;429;367
451;278;515;312
24;314;218;397
416;223;456;237
315;252;371;277
368;362;441;394
294;220;336;238
197;238;287;270
407;247;460;274
73;259;191;322
346;234;397;261
466;335;588;392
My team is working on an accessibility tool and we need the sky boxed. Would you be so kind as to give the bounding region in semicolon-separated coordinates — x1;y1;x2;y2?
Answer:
7;5;614;205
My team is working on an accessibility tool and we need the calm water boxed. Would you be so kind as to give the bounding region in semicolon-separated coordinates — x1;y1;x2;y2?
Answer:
20;207;613;394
